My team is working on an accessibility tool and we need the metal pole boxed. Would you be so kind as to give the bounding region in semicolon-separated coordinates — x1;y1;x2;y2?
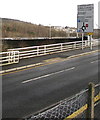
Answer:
88;35;90;46
44;45;46;54
77;32;79;38
61;43;63;51
37;46;39;56
82;32;84;49
90;35;92;50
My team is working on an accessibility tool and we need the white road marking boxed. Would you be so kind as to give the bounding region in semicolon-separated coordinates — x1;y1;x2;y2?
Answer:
91;60;99;63
22;67;75;84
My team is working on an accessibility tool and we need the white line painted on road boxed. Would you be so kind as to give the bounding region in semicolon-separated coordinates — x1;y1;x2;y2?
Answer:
91;60;99;63
22;67;75;84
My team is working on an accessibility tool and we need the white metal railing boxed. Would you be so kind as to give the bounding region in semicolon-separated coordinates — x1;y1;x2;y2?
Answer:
8;41;83;59
0;39;99;66
0;51;19;66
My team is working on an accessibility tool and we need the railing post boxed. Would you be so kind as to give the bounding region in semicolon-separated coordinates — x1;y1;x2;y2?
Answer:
85;40;87;47
87;82;95;119
14;51;19;63
8;51;13;64
61;43;63;51
11;51;14;63
18;51;19;62
37;46;39;56
13;51;16;63
74;43;76;49
44;45;46;54
8;52;11;64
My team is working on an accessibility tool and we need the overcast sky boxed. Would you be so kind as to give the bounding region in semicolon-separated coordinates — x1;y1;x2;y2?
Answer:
0;0;99;28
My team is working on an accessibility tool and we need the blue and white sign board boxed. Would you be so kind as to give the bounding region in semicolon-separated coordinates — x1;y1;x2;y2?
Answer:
77;4;94;33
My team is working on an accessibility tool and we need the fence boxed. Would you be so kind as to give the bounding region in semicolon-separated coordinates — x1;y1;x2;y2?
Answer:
0;51;19;66
0;39;99;66
26;83;100;120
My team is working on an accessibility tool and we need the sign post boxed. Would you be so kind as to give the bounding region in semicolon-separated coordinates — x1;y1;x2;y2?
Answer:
77;4;94;50
82;32;84;49
90;35;92;50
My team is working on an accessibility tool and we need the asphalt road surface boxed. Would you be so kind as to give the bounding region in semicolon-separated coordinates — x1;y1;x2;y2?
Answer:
2;50;99;118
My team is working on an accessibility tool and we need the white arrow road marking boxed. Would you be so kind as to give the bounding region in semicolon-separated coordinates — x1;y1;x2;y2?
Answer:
22;67;75;84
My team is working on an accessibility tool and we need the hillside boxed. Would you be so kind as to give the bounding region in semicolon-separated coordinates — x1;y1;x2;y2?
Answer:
1;18;100;38
2;18;67;38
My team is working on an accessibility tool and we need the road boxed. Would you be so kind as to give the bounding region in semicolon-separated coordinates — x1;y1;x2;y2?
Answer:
2;49;99;118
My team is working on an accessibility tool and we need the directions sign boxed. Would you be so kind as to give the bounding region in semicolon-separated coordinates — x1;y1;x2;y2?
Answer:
77;4;94;33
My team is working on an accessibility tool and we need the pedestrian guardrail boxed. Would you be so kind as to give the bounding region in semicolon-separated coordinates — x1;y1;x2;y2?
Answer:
0;51;19;66
26;83;100;120
0;39;99;66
